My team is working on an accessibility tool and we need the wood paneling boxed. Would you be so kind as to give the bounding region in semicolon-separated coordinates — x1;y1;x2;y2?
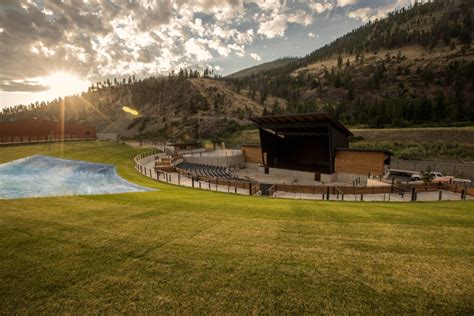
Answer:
335;150;385;176
466;187;474;196
241;146;262;164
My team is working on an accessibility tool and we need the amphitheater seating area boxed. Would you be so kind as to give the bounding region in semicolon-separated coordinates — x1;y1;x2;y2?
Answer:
175;161;243;180
155;157;175;172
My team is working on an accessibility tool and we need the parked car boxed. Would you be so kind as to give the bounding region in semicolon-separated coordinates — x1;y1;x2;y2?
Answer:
411;171;445;182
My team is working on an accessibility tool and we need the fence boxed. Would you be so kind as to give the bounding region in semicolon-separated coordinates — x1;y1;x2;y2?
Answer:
271;181;471;201
134;151;255;196
134;151;472;202
278;182;465;193
0;137;96;147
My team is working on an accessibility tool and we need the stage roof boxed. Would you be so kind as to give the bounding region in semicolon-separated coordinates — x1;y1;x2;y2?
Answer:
249;112;353;137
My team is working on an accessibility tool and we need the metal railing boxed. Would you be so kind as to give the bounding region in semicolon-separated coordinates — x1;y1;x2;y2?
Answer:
133;150;472;202
134;150;255;196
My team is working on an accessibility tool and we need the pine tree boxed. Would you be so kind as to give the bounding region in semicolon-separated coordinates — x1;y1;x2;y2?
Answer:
433;91;447;121
337;55;343;68
347;85;354;100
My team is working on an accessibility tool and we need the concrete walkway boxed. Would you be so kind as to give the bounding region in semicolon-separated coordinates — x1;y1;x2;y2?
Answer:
274;190;471;202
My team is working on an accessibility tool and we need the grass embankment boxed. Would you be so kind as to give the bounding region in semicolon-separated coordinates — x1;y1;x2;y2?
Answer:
226;128;260;146
351;126;474;161
0;142;473;314
351;141;474;161
227;127;474;161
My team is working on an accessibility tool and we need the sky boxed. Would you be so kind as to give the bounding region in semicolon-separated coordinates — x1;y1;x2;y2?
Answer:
0;0;417;109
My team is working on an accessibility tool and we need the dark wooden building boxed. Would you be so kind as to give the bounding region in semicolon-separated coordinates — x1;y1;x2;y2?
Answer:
0;119;96;143
249;113;353;174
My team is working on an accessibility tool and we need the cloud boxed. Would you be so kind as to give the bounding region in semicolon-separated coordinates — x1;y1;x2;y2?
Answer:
347;1;411;23
310;2;334;14
250;0;285;11
257;14;287;38
211;65;223;72
0;0;417;100
347;7;373;22
308;32;318;38
0;0;251;92
228;43;245;57
0;80;48;92
337;0;359;7
250;52;261;61
185;38;213;61
287;10;313;26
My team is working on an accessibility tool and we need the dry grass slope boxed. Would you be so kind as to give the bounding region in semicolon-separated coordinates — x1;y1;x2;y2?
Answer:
352;126;474;145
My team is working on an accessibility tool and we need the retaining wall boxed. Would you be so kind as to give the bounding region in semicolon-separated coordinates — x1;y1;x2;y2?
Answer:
391;158;474;180
265;167;316;182
183;150;245;169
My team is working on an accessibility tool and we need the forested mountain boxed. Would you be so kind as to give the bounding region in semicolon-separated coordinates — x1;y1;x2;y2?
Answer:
226;0;473;127
1;0;473;140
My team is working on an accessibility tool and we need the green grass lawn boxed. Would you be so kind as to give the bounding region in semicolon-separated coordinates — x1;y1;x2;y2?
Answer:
0;141;473;314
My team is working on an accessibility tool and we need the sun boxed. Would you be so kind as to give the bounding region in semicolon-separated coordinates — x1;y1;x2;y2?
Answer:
42;71;90;98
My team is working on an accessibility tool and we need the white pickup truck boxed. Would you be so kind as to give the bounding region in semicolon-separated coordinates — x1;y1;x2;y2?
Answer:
411;171;472;184
410;171;444;182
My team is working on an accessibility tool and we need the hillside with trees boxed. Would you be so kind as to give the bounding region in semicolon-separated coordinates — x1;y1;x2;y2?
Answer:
226;0;473;128
0;72;264;141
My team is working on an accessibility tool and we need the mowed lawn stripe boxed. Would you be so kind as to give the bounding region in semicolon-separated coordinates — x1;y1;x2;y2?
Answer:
0;142;473;314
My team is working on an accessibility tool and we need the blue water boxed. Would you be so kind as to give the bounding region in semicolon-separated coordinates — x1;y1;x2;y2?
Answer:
0;155;151;199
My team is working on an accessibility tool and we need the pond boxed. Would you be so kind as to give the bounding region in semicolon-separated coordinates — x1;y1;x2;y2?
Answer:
0;155;151;199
